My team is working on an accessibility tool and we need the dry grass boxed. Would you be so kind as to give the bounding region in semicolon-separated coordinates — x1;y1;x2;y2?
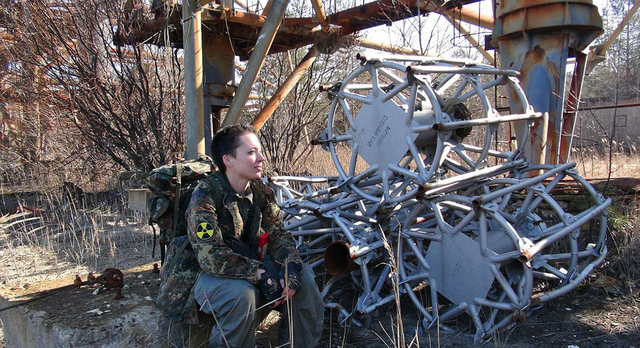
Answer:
0;188;155;288
573;151;640;178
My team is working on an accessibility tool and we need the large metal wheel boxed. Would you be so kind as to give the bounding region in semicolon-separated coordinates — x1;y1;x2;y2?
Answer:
319;55;539;205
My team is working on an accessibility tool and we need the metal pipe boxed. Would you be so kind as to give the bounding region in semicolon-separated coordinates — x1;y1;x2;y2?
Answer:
473;162;575;203
324;241;358;276
252;46;318;131
222;0;290;127
537;244;607;302
184;0;205;159
310;0;329;33
431;112;542;131
407;64;520;76
520;198;611;261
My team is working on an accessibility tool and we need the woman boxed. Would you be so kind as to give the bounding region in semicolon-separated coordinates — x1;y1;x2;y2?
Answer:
185;124;324;347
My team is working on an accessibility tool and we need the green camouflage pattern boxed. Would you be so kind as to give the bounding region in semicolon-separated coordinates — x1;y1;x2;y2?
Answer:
186;171;301;285
155;236;201;323
155;169;301;324
147;156;214;245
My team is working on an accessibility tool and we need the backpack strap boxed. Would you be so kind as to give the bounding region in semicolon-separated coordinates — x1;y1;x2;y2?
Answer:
172;162;184;237
208;171;226;212
158;161;183;264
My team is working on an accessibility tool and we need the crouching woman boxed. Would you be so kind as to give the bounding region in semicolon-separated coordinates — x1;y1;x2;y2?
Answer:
186;124;324;347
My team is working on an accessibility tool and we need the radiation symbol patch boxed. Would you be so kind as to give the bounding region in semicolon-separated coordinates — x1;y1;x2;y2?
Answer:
196;222;214;240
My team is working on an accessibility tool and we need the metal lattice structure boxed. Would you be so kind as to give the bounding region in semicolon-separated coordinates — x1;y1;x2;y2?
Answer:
267;55;611;341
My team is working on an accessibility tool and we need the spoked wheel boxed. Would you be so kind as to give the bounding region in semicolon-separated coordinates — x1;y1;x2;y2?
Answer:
320;55;540;205
468;163;612;302
395;194;534;342
395;162;610;340
322;59;430;203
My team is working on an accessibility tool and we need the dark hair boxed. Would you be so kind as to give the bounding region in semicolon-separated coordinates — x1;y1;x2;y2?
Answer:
210;124;256;171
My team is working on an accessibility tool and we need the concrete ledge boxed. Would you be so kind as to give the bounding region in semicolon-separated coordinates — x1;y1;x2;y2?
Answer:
0;264;211;348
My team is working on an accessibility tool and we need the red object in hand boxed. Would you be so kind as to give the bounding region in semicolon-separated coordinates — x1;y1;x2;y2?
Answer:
257;233;269;260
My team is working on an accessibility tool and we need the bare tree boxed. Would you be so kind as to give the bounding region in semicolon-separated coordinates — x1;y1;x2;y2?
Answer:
1;0;184;188
250;46;361;173
584;0;640;101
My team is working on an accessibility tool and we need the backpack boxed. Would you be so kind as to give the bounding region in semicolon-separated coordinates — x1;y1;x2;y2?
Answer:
147;155;215;263
146;155;270;263
155;235;201;323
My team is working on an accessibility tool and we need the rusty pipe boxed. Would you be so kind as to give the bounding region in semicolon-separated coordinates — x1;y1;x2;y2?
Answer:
223;0;289;127
252;46;318;131
310;0;329;33
324;241;358;276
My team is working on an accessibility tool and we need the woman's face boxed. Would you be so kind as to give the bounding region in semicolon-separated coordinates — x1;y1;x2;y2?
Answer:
223;132;264;181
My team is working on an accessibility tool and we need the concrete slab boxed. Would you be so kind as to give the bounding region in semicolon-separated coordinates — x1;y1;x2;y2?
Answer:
0;263;211;348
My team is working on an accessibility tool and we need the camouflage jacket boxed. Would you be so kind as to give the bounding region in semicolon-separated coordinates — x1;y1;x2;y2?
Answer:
157;171;300;324
186;171;301;282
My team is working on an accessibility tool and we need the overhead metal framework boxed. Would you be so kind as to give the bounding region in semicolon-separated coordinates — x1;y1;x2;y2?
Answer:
115;0;632;165
115;0;486;60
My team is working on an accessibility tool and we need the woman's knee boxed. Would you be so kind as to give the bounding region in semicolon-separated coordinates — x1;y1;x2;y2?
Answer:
194;274;258;315
232;283;259;310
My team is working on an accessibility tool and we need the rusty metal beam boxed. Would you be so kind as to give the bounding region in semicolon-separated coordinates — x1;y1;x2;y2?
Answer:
184;0;205;159
310;0;329;33
559;52;587;163
340;35;419;55
252;46;319;131
116;0;488;59
204;8;317;37
319;0;485;36
325;0;421;35
222;0;290;127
